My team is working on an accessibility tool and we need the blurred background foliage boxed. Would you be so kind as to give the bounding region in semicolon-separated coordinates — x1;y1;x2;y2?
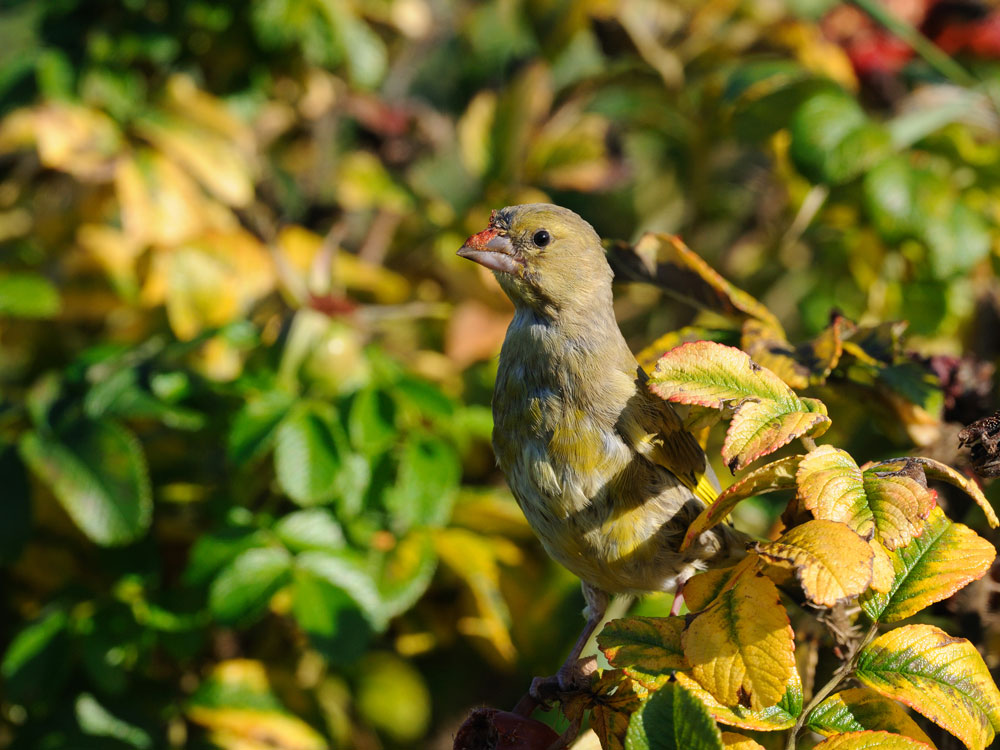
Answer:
3;0;1000;748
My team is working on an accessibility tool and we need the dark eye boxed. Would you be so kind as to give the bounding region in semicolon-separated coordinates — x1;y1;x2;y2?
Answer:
532;229;551;247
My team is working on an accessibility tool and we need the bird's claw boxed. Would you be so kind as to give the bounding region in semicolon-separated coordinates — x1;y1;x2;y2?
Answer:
525;656;599;708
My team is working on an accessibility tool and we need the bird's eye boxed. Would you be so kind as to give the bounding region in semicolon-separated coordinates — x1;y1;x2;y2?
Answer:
532;229;551;247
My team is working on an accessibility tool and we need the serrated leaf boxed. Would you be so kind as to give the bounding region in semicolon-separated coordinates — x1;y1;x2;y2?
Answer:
209;547;291;624
860;506;995;623
720;733;765;750
228;390;295;466
871;457;998;528
295;549;384;630
273;508;344;553
682;567;795;710
274;405;342;506
724;397;829;472
796;447;935;549
682;565;743;613
674;670;802;731
598;616;687;687
383;434;460;533
681;457;801;551
808;688;935;745
855;624;1000;750
812;731;934;750
755;520;873;607
19;420;152;546
625;681;724;750
650;342;799;409
0;272;61;318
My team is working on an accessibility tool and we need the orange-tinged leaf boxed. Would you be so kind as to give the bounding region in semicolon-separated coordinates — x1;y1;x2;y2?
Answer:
674;670;802;731
682;456;801;551
871;457;998;529
682;568;795;710
807;688;935;745
649;342;799;410
592;671;645;750
796;447;935;550
723;398;830;471
797;445;870;536
812;731;934;750
720;733;766;750
755;520;873;607
855;624;1000;750
860;506;996;623
598;616;687;687
613;233;782;331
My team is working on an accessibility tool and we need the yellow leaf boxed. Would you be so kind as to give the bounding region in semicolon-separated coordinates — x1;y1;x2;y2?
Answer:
76;224;144;298
457;91;496;177
755;520;873;607
724;398;829;472
856;624;1000;750
433;527;515;664
336;151;411;213
681;456;801;552
187;708;327;750
674;670;802;731
812;731;933;750
740;319;809;390
808;687;935;745
869;538;894;594
720;732;765;750
860;506;996;623
682;567;795;710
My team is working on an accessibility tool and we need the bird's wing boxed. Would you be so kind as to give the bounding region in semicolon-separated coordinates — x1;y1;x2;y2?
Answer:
616;366;719;506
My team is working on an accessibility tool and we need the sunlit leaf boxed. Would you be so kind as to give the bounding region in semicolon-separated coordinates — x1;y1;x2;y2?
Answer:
598;616;687;687
674;670;802;731
755;520;873;607
808;688;934;744
681;457;800;551
383;434;460;532
274;404;343;506
724;398;829;472
682;566;795;710
19;419;152;546
295;549;384;629
812;731;934;750
860;506;995;623
856;624;1000;750
76;693;153;749
720;733;766;750
740;319;809;389
625;681;723;750
273;508;345;553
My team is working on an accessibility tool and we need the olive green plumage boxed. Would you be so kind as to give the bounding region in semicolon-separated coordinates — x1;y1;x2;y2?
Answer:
460;203;744;601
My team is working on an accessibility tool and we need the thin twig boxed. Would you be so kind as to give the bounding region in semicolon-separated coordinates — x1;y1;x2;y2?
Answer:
784;621;879;750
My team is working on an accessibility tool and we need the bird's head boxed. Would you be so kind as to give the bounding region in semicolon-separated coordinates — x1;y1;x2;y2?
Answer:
457;204;613;317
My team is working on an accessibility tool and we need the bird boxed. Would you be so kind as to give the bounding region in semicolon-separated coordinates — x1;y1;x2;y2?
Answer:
457;204;746;696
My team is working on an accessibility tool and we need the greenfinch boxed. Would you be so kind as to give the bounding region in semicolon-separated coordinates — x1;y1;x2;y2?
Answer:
458;204;745;692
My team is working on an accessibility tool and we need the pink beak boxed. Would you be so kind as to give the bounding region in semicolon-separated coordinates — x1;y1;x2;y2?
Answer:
457;227;520;275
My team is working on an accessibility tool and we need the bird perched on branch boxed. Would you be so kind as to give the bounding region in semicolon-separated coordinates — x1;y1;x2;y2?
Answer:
458;204;746;696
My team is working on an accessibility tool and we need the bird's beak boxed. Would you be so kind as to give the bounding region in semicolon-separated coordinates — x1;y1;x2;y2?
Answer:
457;228;520;275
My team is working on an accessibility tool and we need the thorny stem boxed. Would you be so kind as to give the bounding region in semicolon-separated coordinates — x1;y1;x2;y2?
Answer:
784;622;880;750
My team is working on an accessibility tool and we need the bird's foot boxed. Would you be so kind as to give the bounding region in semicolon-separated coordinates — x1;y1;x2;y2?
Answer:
525;656;598;707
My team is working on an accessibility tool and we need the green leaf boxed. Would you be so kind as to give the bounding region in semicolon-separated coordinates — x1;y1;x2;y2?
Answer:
19;419;152;546
812;731;935;750
76;693;153;749
291;568;372;666
348;387;397;455
625;681;724;750
790;90;891;184
183;526;267;586
273;508;345;553
1;610;70;703
675;671;802;731
860;506;996;623
863;156;916;243
274;404;343;506
0;272;61;318
376;530;438;621
295;549;384;629
383;434;460;532
228;390;295;466
855;624;1000;750
209;547;291;624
